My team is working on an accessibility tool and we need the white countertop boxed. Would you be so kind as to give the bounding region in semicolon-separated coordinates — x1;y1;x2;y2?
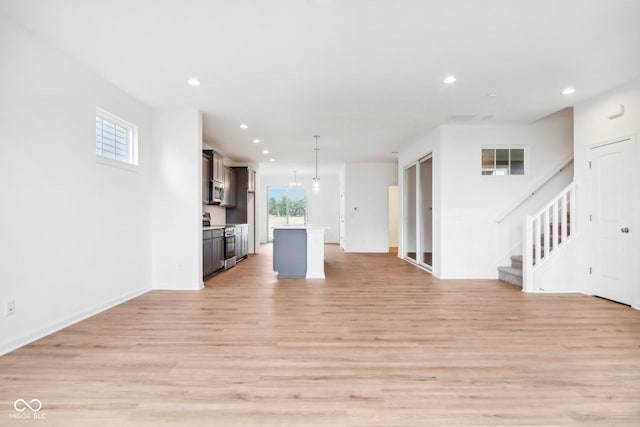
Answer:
203;223;248;231
203;225;225;230
273;225;329;230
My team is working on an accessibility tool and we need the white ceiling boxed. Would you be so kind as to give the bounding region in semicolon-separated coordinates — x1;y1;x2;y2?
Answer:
2;0;640;176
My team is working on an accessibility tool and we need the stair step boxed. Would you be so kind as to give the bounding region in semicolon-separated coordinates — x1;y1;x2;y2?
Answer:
511;255;522;269
497;266;522;287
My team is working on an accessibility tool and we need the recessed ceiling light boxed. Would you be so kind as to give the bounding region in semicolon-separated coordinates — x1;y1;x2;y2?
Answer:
562;87;575;95
186;78;200;87
262;149;269;154
487;92;498;98
443;75;456;84
240;123;248;129
269;157;276;162
253;138;260;144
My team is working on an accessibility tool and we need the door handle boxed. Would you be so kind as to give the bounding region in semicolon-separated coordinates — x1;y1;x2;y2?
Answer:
621;227;630;233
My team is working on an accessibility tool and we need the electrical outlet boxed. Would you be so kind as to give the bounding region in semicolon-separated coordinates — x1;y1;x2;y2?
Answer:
6;300;15;316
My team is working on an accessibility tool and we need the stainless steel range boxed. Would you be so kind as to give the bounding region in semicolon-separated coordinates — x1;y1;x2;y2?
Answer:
224;225;236;270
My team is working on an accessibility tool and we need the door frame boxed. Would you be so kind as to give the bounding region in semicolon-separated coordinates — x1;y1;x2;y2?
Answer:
588;135;640;308
402;151;434;273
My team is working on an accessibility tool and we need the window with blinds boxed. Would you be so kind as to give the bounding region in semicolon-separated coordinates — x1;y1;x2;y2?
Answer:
96;109;138;165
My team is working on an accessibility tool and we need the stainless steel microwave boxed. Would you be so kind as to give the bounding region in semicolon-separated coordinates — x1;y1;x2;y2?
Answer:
211;181;224;204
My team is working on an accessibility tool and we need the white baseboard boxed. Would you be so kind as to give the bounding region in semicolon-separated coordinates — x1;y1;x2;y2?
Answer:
152;283;204;290
0;287;150;356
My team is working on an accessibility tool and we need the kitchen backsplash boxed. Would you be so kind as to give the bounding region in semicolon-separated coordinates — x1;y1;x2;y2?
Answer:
203;205;226;225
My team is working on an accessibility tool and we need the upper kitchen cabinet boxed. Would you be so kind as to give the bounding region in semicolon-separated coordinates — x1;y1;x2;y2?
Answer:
221;167;236;207
202;152;212;204
203;149;228;205
212;151;225;184
226;167;255;223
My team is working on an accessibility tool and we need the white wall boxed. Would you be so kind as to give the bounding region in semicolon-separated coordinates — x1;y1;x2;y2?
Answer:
343;163;398;252
0;16;152;354
258;174;340;244
574;76;640;308
397;109;574;279
439;110;574;278
151;109;203;290
530;235;584;293
203;205;226;225
388;186;399;247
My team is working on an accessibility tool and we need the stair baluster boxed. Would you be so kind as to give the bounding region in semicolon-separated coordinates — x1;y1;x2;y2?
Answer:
521;181;577;291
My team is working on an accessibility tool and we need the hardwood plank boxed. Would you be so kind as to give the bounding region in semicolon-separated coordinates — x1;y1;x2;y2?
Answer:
1;244;639;426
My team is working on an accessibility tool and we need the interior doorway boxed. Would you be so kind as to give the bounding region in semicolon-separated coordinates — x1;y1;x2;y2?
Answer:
590;137;637;305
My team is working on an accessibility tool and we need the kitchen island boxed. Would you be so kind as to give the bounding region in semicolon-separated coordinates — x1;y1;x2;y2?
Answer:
273;225;328;278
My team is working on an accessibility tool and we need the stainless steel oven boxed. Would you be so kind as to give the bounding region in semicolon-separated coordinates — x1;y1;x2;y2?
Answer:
224;226;236;270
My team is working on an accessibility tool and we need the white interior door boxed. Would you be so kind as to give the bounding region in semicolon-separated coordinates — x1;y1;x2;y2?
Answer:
590;138;637;305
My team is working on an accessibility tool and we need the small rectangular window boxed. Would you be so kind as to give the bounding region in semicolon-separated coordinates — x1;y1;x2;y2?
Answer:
96;109;138;166
481;148;525;176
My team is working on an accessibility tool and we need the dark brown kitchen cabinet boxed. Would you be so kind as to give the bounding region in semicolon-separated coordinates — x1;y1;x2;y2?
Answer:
203;228;224;280
226;167;253;223
226;167;256;255
221;167;236;207
202;153;211;204
234;224;249;260
212;151;224;183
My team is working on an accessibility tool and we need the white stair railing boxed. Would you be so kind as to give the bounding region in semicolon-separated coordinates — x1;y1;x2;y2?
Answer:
522;181;576;291
495;154;573;223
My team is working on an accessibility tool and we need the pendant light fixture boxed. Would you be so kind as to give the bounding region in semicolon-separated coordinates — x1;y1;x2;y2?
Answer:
289;170;302;187
312;135;320;193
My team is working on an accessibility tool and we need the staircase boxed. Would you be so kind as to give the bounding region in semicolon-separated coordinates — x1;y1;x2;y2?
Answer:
498;218;570;286
498;256;523;287
497;181;577;291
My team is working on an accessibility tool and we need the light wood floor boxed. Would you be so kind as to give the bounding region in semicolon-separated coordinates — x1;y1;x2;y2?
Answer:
2;244;640;426
407;251;432;266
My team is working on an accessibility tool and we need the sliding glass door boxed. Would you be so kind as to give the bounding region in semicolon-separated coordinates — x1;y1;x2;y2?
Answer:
267;187;308;242
403;165;417;261
404;154;433;270
419;156;433;268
